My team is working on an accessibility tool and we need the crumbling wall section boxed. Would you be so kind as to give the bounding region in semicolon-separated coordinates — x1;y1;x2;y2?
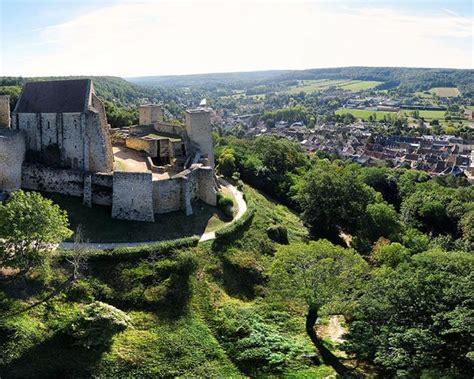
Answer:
112;171;154;222
21;162;84;196
139;105;163;125
91;172;113;206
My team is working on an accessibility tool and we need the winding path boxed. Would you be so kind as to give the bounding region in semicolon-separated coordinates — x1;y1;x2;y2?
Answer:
59;179;247;250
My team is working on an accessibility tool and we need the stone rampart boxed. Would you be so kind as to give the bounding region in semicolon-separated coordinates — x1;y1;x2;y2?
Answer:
22;162;84;196
0;130;25;191
198;166;217;206
112;171;155;222
152;178;182;214
0;95;11;128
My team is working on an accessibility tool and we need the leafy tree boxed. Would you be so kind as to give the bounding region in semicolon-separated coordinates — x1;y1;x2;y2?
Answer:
0;191;72;273
217;148;236;178
371;240;410;268
397;169;430;200
270;241;368;373
295;161;375;241
343;250;474;377
354;202;402;252
460;211;474;246
359;167;400;207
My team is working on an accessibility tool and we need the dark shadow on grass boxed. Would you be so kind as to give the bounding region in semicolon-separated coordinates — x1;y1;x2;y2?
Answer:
41;192;224;243
0;332;113;379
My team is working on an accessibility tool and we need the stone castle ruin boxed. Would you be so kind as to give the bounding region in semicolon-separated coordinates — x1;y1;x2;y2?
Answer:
0;79;217;221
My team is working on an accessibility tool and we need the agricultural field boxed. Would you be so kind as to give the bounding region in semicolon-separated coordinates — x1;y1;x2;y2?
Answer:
337;108;447;121
399;109;446;119
285;79;381;94
429;87;460;97
335;108;396;120
284;79;346;94
336;80;382;91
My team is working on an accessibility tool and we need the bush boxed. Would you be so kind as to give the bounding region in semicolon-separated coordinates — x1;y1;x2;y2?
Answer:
266;225;289;245
209;304;312;376
217;192;234;218
67;301;131;349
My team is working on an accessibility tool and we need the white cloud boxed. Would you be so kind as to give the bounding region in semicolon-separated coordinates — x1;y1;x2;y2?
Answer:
2;1;473;76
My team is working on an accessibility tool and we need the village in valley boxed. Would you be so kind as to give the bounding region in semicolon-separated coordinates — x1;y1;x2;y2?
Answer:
207;73;474;183
1;0;474;376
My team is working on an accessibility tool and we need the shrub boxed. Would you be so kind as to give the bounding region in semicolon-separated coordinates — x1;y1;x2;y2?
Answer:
209;304;312;376
266;225;289;245
217;192;234;218
66;301;131;349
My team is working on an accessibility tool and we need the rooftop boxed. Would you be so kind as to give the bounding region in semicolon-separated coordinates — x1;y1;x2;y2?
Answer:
15;79;91;113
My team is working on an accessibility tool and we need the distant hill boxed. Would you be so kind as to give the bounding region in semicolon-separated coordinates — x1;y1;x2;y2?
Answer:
127;70;293;88
0;76;151;106
128;66;474;94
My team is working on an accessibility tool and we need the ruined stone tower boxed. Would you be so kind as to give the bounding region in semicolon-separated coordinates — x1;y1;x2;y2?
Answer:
185;108;214;167
0;95;11;128
139;104;163;125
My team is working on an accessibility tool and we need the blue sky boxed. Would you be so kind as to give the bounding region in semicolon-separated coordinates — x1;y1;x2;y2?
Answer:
1;0;472;77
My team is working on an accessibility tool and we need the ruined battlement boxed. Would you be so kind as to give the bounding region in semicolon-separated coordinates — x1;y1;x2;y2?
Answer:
1;80;217;223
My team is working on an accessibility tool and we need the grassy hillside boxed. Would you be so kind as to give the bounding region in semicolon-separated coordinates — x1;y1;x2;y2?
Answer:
0;186;338;378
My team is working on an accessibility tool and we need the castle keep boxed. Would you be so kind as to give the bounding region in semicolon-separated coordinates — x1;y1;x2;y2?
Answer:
0;79;217;221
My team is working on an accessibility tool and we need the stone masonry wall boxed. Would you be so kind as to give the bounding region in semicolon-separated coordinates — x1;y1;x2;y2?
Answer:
89;93;113;172
126;137;158;157
139;105;163;125
91;172;113;206
0;130;25;191
198;166;217;206
0;95;11;128
185;110;214;167
112;171;155;222
152;178;182;214
153;122;187;138
22;162;84;196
